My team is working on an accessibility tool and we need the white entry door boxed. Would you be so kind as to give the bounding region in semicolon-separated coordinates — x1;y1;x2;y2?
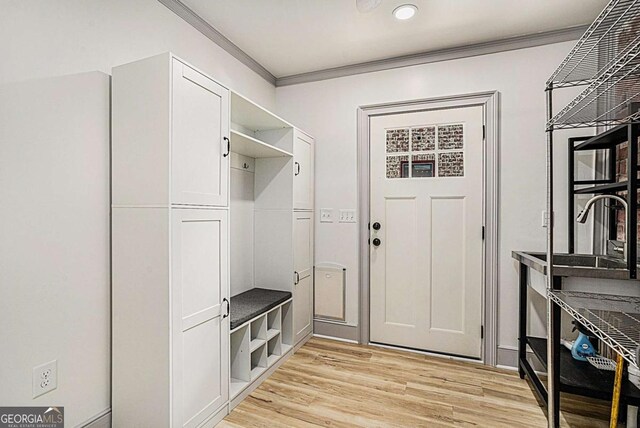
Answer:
369;106;484;358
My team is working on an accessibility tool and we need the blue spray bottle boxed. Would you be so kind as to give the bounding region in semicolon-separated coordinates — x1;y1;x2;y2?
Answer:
571;321;596;361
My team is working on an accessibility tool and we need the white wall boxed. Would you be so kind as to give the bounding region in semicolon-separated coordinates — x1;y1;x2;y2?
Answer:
0;1;275;425
275;41;590;355
0;72;111;426
0;0;275;109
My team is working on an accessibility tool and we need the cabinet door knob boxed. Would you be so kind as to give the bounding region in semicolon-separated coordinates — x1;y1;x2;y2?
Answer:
372;222;381;230
294;271;300;285
372;238;381;247
295;161;301;176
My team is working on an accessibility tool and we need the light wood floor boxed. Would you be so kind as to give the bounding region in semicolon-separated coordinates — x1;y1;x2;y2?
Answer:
219;337;612;427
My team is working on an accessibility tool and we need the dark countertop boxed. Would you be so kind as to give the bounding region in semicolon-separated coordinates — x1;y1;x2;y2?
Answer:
230;288;292;330
512;250;634;280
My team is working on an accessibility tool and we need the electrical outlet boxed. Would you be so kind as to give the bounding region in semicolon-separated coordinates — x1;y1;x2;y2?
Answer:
339;209;356;223
33;360;57;398
320;208;334;223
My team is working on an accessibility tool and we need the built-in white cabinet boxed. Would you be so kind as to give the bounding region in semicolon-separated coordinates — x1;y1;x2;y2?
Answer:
294;131;314;211
112;53;230;428
113;53;315;426
294;211;314;343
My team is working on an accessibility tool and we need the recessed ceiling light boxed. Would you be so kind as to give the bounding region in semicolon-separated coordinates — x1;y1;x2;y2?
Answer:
393;4;417;20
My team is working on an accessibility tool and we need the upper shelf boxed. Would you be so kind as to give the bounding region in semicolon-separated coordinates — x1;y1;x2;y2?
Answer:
230;130;293;158
231;91;293;132
546;0;640;129
547;0;640;88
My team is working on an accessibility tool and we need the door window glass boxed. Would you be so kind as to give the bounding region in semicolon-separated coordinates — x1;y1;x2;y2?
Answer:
385;123;465;179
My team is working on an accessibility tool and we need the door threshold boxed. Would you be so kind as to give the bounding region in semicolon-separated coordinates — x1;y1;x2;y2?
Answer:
369;341;483;365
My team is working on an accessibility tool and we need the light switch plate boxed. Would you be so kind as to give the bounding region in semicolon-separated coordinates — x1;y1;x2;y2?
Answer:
339;209;356;223
320;209;334;223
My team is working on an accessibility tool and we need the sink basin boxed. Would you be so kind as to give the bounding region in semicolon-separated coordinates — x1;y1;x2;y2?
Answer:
512;251;632;280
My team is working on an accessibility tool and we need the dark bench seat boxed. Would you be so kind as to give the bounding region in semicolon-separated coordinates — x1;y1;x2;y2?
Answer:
229;288;292;330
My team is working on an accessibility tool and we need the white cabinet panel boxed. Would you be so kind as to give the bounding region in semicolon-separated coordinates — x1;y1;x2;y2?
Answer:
294;211;313;280
293;132;313;210
294;275;313;344
172;60;229;207
293;211;313;344
181;318;225;428
172;208;229;427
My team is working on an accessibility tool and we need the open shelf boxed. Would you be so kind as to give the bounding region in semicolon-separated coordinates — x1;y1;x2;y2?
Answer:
548;0;640;88
527;336;640;401
266;329;280;341
574;181;628;194
548;290;640;368
230;130;293;159
231;91;293;132
249;338;266;352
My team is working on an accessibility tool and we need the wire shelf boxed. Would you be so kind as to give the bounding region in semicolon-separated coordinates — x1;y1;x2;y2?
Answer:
548;0;640;88
548;290;640;368
547;40;640;129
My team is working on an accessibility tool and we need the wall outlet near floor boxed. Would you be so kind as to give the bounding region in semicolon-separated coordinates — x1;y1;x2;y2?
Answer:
33;360;57;398
320;208;334;223
339;209;356;223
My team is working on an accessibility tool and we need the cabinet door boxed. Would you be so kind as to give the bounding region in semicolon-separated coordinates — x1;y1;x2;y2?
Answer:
171;208;229;427
293;211;313;343
172;59;229;207
293;132;314;210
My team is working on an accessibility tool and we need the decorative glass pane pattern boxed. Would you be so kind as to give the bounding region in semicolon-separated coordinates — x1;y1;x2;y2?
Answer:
438;152;464;177
386;155;409;178
411;127;435;151
438;124;464;150
386;128;409;153
412;154;435;177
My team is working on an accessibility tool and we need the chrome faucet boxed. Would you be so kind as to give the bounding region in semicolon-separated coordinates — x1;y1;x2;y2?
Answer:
576;194;628;259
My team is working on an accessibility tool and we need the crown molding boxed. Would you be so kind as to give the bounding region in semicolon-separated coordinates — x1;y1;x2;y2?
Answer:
158;0;587;89
158;0;276;85
275;25;588;87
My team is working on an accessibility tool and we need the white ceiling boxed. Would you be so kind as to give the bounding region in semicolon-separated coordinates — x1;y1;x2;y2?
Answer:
180;0;607;78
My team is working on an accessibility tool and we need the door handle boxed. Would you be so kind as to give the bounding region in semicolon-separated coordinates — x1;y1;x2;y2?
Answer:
294;271;300;285
372;238;381;247
372;222;381;230
223;136;230;157
222;297;230;318
295;161;301;176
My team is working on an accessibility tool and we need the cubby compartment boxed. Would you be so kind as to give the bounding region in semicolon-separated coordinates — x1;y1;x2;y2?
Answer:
250;315;267;352
267;335;282;367
230;325;250;398
267;307;281;340
250;343;267;381
281;300;293;352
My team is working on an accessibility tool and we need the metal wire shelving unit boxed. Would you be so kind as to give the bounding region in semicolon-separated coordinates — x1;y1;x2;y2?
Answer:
543;1;640;426
548;291;640;367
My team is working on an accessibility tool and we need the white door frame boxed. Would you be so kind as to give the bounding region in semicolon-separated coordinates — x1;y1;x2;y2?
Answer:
357;91;500;366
